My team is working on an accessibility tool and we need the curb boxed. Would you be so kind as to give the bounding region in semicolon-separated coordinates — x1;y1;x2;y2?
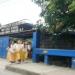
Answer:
5;65;39;75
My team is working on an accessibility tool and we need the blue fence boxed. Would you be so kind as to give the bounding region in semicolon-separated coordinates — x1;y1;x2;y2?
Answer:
32;32;75;68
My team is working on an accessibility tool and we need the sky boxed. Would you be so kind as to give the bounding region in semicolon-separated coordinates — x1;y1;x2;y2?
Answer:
0;0;41;25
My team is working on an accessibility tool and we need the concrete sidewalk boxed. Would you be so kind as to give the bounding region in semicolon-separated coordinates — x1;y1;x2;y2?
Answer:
0;58;22;75
5;60;75;75
0;58;9;69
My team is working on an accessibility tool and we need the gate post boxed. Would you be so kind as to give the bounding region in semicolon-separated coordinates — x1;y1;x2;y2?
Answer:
71;58;75;68
44;55;48;64
32;31;40;62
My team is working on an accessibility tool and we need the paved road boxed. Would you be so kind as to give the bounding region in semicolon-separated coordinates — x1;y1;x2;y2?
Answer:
1;59;75;75
0;69;21;75
0;59;21;75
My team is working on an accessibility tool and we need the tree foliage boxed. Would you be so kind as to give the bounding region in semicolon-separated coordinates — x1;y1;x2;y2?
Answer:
33;0;75;33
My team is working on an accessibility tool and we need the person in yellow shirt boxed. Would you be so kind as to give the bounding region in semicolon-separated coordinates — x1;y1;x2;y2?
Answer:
27;42;32;59
14;40;24;63
7;41;16;63
20;41;25;62
14;40;20;63
23;41;28;61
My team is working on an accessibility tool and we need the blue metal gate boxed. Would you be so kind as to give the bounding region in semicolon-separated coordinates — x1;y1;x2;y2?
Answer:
0;36;9;58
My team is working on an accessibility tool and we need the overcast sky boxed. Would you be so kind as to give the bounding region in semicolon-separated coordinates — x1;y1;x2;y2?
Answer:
0;0;41;25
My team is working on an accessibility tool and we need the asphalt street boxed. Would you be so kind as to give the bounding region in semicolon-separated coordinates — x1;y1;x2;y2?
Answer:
0;59;21;75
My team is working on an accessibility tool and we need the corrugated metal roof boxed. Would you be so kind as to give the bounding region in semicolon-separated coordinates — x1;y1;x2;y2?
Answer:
0;19;34;36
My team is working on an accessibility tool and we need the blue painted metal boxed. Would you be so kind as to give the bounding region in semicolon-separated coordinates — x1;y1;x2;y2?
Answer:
0;36;9;58
32;48;75;67
32;32;40;48
31;31;75;68
72;58;75;68
32;32;40;62
34;48;75;57
32;49;37;62
32;32;37;49
47;49;75;57
32;32;37;62
44;55;48;64
0;38;3;57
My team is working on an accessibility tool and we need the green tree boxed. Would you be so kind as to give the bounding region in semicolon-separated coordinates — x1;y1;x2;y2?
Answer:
33;0;75;33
